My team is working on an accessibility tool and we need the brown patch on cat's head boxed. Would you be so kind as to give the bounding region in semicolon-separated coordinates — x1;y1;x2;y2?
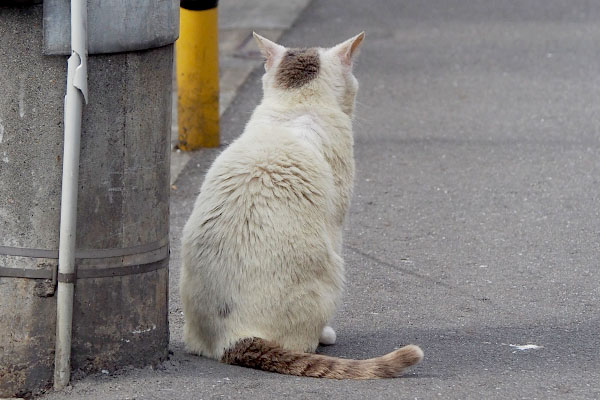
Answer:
276;48;320;89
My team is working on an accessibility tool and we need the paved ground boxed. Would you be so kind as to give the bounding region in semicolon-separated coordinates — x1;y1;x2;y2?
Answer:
41;0;600;399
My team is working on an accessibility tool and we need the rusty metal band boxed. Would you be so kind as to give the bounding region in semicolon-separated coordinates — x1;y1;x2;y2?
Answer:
0;267;54;279
0;236;169;259
0;237;169;280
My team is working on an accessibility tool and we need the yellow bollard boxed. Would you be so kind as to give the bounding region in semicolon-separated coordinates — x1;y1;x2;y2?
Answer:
177;0;220;150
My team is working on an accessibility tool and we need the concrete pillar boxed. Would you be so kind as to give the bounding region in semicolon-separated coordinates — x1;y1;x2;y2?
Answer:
0;3;172;397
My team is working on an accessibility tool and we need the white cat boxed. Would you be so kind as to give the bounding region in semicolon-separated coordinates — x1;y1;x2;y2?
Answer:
180;32;423;379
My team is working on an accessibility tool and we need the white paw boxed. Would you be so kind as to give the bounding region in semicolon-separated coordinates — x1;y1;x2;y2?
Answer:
319;325;336;345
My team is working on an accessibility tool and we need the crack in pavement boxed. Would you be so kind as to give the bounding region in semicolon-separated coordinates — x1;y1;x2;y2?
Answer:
346;245;495;306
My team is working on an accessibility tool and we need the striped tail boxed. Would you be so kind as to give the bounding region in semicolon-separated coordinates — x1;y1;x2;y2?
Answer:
221;337;423;379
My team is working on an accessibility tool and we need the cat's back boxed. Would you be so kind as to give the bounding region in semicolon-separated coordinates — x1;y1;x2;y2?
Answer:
183;116;335;251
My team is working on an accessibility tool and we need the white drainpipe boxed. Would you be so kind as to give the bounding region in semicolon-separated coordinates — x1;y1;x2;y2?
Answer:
54;0;88;390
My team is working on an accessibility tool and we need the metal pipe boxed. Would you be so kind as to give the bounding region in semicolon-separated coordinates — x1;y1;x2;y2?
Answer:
54;0;88;390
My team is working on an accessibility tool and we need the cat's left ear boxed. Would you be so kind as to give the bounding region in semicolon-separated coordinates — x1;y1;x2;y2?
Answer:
332;32;365;66
253;32;286;70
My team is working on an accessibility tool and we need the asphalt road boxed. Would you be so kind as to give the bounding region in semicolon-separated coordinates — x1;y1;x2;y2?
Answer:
42;0;600;398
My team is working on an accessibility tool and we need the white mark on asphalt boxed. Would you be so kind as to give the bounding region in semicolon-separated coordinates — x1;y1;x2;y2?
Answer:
509;344;543;351
19;75;26;118
0;118;4;143
2;151;8;163
501;343;544;351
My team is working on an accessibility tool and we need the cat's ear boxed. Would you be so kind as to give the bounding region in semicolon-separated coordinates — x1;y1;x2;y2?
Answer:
253;32;286;70
332;32;365;66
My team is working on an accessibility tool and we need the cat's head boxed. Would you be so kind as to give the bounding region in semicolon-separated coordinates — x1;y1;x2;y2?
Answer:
253;32;365;116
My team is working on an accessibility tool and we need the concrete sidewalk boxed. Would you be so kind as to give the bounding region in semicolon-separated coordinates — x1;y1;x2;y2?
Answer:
42;0;600;399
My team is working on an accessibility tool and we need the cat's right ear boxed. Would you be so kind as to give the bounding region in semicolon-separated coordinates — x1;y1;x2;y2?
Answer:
253;32;286;71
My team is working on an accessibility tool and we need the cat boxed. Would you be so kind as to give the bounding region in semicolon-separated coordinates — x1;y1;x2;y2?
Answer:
180;32;424;379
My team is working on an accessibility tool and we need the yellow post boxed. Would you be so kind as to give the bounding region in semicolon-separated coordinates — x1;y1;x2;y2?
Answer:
177;0;220;150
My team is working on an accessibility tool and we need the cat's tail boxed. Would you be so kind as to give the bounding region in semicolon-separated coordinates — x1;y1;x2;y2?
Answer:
221;337;423;379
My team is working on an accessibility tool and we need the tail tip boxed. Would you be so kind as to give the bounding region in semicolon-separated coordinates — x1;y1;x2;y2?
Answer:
400;344;424;365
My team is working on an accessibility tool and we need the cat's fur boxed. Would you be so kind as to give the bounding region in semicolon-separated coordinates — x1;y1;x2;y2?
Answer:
180;32;424;379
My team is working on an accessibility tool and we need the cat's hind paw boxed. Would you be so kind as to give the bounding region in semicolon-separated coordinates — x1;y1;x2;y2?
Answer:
319;325;336;345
